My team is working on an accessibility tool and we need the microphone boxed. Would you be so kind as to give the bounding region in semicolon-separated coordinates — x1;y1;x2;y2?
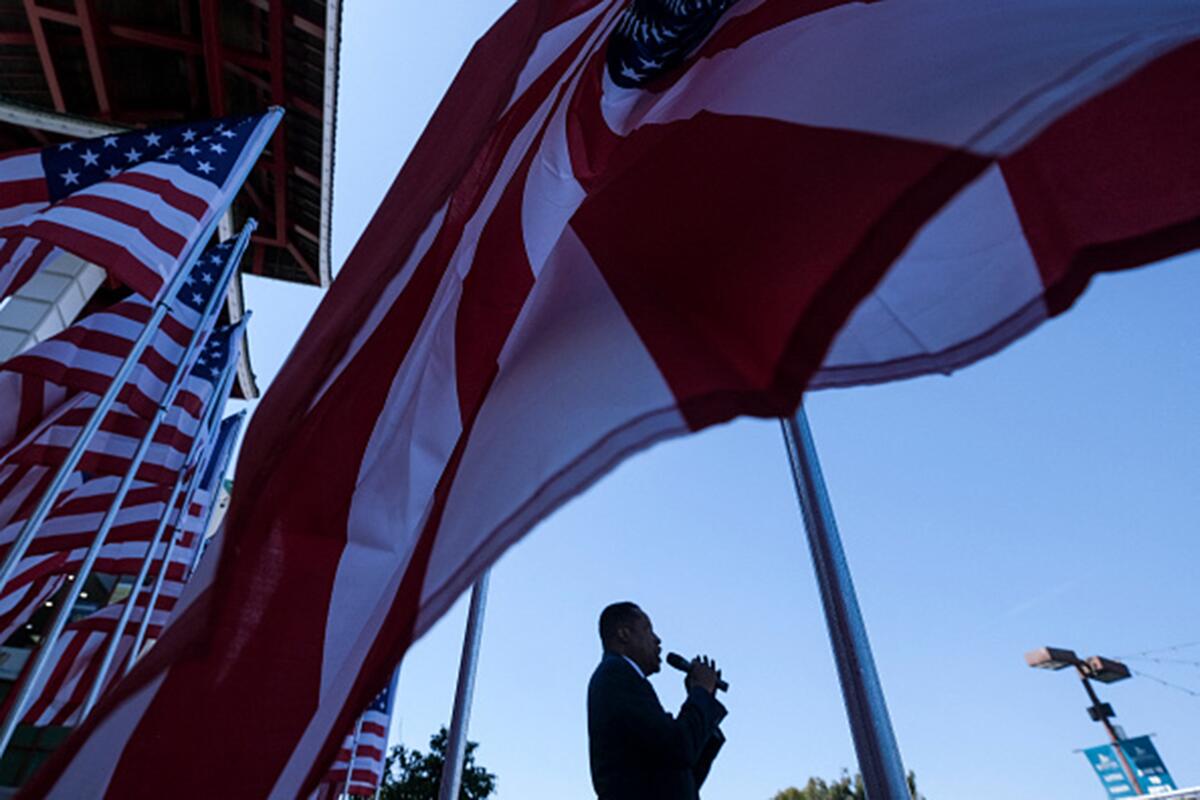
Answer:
666;652;729;692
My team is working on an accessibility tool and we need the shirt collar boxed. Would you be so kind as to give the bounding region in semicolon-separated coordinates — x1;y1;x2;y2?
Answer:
621;654;647;681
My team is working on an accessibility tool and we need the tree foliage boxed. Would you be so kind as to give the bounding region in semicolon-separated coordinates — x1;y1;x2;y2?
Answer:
377;727;496;800
772;770;924;800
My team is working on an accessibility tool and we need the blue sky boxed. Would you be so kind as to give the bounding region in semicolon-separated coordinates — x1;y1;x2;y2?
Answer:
232;4;1200;798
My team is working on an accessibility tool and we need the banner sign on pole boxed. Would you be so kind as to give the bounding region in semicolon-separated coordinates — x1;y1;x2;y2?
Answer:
1084;744;1138;798
1119;736;1177;795
1083;737;1177;798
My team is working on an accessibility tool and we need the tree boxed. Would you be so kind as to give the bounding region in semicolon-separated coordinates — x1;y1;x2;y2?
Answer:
377;727;496;800
772;770;924;800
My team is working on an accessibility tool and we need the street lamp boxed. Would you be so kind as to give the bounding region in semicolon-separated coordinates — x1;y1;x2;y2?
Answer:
1025;646;1139;790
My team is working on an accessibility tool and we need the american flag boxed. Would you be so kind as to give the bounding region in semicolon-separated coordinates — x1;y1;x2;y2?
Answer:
319;684;394;798
27;3;1200;797
0;472;205;643
0;111;279;302
3;320;244;486
1;237;241;424
19;564;191;728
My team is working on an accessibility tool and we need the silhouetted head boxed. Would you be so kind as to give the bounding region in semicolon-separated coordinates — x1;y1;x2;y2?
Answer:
599;601;662;676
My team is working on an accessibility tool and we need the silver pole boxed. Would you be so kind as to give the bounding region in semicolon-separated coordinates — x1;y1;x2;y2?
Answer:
125;351;240;673
183;411;246;579
76;235;251;718
780;407;910;800
76;463;188;718
0;108;280;598
342;717;366;800
438;572;490;800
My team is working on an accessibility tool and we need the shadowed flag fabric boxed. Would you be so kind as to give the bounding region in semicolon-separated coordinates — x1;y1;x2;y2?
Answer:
0;114;275;301
26;2;1200;798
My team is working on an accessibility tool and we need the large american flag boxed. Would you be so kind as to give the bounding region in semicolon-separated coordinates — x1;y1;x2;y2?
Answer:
317;683;394;798
0;112;278;302
26;2;1200;797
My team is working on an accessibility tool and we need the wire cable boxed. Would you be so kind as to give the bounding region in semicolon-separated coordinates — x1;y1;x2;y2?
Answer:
1134;669;1200;699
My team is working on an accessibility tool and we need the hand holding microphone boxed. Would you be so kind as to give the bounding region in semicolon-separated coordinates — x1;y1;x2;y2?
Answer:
666;652;728;694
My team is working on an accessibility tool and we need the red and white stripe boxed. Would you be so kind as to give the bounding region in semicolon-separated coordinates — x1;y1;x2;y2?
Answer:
28;2;1200;797
0;115;275;302
2;292;206;421
0;371;72;458
20;575;187;728
319;700;391;797
0;238;59;302
0;150;49;225
3;378;214;486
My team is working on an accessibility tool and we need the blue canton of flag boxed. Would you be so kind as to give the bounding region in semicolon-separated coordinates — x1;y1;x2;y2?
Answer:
176;239;235;316
42;116;265;203
189;322;240;385
606;0;738;88
365;685;391;716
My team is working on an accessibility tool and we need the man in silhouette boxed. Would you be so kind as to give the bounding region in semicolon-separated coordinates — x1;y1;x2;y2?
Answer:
587;601;726;800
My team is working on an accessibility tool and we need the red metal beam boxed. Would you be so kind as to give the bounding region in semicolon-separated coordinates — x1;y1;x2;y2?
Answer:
0;32;36;45
177;0;203;114
292;223;319;244
223;60;270;94
200;0;225;115
291;14;323;41
268;0;288;254
285;241;319;284
290;164;320;187
28;5;78;25
21;0;66;112
75;0;112;115
287;93;321;120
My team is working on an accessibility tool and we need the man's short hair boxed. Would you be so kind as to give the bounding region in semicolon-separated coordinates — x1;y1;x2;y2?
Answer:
599;601;643;649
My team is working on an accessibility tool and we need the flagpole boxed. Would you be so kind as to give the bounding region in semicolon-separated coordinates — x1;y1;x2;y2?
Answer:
183;411;246;579
375;665;402;800
780;406;911;800
437;571;490;800
0;262;251;756
0;109;280;601
342;716;366;800
76;215;251;716
124;349;240;674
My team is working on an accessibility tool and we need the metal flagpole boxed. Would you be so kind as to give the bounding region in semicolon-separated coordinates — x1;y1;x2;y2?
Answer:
124;349;241;674
780;406;911;800
437;571;490;800
183;410;246;579
77;218;252;716
341;716;366;800
0;255;252;755
372;666;400;800
0;109;280;600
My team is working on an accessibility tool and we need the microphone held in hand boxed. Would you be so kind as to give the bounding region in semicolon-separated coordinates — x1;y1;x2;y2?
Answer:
666;652;729;692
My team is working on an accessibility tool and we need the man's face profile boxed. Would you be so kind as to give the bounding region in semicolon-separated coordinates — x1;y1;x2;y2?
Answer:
618;609;662;676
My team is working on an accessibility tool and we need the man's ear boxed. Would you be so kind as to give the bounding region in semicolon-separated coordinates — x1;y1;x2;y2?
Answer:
615;626;630;645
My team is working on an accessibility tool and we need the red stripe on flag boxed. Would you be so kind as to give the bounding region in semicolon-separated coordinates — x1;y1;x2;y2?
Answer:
1001;40;1200;314
111;172;209;221
54;194;188;258
571;113;986;429
5;220;164;298
0;179;49;208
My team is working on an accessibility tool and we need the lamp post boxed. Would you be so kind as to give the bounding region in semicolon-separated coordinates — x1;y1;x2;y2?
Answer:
1025;646;1140;791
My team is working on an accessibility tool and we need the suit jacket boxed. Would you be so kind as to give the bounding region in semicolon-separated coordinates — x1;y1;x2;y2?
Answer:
588;652;726;800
